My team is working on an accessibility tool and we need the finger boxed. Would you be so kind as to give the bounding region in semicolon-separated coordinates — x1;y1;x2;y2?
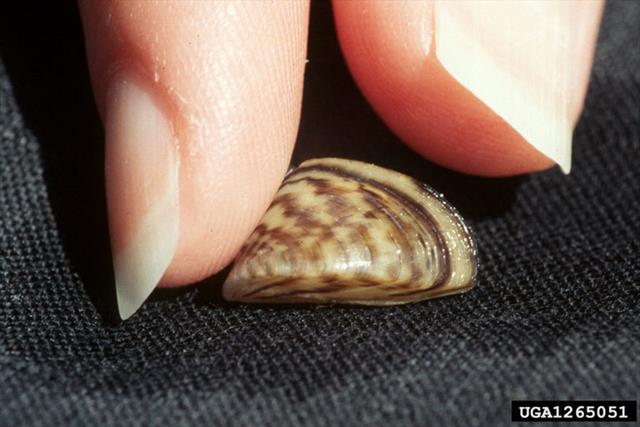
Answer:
332;0;604;176
78;0;309;319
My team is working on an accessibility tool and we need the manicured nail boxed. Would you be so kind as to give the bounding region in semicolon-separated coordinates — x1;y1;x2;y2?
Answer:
104;74;180;320
434;1;575;172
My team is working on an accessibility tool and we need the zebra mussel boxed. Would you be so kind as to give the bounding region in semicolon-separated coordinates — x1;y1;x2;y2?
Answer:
223;158;477;305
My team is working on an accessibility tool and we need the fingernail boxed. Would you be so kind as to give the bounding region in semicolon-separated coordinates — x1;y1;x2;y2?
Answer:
434;1;574;173
104;73;180;320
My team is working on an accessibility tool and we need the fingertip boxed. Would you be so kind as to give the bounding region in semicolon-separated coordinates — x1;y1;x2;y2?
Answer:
333;0;602;176
80;1;310;313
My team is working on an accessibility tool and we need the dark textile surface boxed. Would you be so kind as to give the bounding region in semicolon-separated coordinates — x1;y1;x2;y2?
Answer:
1;2;638;426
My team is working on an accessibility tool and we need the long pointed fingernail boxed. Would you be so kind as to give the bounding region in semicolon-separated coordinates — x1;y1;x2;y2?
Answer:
434;1;576;173
104;74;180;320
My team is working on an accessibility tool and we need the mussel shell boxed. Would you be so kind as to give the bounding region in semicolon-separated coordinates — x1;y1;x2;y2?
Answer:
223;158;477;305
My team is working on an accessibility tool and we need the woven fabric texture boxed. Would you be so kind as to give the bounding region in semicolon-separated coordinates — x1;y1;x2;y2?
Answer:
1;2;638;426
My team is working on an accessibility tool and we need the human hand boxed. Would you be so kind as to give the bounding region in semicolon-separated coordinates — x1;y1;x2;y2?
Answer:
77;0;603;319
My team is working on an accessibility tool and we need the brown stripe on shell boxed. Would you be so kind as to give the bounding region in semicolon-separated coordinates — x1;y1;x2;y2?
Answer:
411;177;478;282
293;163;451;289
240;278;298;298
223;158;477;305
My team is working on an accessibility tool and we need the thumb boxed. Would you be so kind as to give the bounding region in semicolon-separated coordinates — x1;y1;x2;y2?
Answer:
333;0;604;176
78;0;309;319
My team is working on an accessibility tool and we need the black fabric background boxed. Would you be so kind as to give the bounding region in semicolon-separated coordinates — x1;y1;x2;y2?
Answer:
1;2;638;426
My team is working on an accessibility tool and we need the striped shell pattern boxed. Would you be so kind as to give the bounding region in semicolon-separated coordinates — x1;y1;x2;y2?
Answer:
223;158;477;305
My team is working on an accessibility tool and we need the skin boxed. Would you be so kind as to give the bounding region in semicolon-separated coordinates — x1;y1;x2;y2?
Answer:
78;1;603;290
